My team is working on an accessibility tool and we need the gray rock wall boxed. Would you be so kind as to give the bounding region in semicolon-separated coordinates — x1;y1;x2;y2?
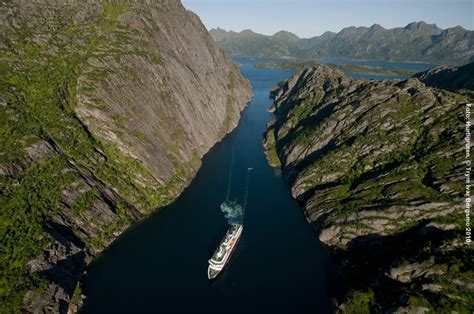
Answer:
264;64;473;311
0;1;251;312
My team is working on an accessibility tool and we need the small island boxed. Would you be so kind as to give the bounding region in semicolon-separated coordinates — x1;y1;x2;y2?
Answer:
256;60;416;77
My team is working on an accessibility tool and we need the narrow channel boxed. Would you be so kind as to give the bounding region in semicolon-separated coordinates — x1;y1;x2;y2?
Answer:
82;57;334;313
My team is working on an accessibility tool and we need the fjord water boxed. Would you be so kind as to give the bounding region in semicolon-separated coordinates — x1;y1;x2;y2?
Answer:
82;57;334;313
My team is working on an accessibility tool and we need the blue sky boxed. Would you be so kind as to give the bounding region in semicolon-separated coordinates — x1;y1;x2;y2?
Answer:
182;0;473;38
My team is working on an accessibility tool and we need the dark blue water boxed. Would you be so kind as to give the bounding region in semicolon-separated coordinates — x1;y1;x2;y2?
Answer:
82;57;334;313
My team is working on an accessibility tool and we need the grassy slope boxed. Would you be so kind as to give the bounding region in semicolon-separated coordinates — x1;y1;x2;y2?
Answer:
0;3;186;310
266;67;473;312
256;60;416;77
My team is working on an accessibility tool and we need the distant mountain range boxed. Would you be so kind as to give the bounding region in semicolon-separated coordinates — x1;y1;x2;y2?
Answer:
210;22;474;65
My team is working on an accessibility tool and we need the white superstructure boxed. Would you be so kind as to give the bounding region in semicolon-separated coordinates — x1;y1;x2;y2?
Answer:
207;224;243;279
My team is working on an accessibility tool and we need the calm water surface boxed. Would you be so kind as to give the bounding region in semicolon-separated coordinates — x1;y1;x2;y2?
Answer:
82;56;424;313
82;57;334;313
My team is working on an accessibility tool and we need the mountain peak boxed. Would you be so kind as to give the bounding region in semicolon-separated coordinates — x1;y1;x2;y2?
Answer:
440;25;468;37
240;29;257;35
273;30;297;36
209;27;228;34
404;21;441;34
319;31;336;39
366;24;385;36
272;30;300;41
369;23;385;30
209;28;233;41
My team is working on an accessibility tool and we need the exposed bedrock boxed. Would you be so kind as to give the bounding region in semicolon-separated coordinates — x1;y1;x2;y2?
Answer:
0;1;251;312
264;63;473;312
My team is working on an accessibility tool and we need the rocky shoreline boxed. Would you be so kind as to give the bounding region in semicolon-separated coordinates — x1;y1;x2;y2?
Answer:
264;63;473;312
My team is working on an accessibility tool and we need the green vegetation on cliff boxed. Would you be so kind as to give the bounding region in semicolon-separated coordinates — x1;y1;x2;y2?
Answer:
265;64;473;312
256;60;416;77
0;1;251;312
0;3;165;310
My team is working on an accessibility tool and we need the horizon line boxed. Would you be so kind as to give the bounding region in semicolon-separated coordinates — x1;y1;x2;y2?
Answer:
208;21;472;39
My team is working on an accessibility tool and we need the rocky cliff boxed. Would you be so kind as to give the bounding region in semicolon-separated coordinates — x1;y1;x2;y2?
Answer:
0;1;251;312
414;62;474;93
264;65;473;312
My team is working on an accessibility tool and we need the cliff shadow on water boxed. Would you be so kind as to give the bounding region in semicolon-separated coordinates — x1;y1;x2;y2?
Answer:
0;1;251;312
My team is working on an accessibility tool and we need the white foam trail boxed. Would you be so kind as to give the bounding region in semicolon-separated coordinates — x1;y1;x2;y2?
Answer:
242;167;252;211
225;135;239;201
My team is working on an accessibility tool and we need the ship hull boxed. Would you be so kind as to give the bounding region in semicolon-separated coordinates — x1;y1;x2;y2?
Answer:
207;224;243;279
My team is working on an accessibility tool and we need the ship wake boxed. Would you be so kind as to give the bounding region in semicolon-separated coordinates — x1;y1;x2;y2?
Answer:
221;136;252;225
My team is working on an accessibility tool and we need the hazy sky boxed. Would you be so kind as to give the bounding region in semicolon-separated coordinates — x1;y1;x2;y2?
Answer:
182;0;473;38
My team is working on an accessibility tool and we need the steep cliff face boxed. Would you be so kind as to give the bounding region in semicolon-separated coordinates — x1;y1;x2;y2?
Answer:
0;1;251;312
265;65;473;312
